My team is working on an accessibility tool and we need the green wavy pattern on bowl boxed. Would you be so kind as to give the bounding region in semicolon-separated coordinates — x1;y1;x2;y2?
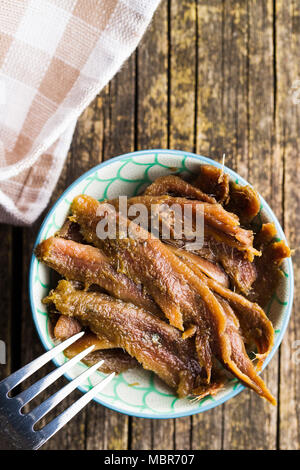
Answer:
31;152;290;417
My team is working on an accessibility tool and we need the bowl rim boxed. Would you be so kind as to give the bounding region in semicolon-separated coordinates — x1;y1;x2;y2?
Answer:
29;149;294;419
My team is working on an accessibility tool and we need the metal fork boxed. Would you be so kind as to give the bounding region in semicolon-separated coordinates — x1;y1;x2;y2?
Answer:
0;332;115;450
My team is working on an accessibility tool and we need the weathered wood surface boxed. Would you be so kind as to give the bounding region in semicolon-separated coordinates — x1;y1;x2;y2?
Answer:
222;0;279;450
276;0;300;450
0;0;299;450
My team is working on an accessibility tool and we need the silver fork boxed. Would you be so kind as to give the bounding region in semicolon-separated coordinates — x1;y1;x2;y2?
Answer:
0;332;115;450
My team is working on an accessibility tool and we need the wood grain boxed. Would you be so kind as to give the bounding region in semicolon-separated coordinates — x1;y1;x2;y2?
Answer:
20;182;87;450
169;0;197;153
169;0;197;450
277;0;300;450
84;57;136;451
193;0;225;450
196;0;225;159
223;0;279;450
2;0;300;450
245;0;279;448
132;0;170;450
136;0;168;151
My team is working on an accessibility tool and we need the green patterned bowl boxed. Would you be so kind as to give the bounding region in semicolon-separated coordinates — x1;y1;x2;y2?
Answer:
29;150;294;418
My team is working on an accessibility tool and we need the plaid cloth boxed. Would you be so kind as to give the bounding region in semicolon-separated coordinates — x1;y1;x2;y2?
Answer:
0;0;160;224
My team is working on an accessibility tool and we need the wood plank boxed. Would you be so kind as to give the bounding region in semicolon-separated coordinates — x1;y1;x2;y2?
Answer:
219;0;249;174
131;418;152;451
152;419;175;451
66;89;109;185
102;58;136;451
169;0;197;449
193;0;225;450
276;0;300;450
196;0;226;160
20;141;91;450
136;1;168;151
192;408;223;450
223;0;279;450
65;89;108;451
245;0;278;448
84;58;136;450
130;0;169;451
169;0;197;153
196;0;247;170
195;0;278;449
174;417;191;450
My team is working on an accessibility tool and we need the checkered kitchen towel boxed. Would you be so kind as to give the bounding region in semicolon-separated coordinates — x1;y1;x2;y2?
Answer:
0;0;160;224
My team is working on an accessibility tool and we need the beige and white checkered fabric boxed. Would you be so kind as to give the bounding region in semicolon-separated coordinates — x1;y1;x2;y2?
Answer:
0;0;160;224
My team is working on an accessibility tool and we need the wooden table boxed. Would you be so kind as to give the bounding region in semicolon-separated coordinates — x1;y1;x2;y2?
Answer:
1;0;299;450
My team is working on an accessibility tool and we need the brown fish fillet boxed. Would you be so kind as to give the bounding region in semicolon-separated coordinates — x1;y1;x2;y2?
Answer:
193;165;260;224
57;193;256;293
193;165;230;203
65;326;225;398
56;219;85;243
79;349;139;375
71;195;227;382
54;315;139;374
248;223;291;307
159;229;256;294
60;315;224;398
62;331;115;353
55;315;226;392
172;239;257;294
154;211;257;293
124;196;257;292
81;348;140;374
35;236;160;316
170;245;274;366
212;243;257;294
52;301;122;354
121;195;259;261
51;226;228;374
226;183;261;225
71;195;226;332
217;296;276;405
71;195;275;402
53;311;112;350
62;332;138;374
254;222;277;249
44;280;203;397
144;174;216;203
166;246;229;288
54;315;82;340
184;232;257;294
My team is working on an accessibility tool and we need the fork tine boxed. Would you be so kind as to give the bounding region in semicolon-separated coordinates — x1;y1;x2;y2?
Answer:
29;359;105;423
16;344;95;407
0;332;84;393
37;373;115;449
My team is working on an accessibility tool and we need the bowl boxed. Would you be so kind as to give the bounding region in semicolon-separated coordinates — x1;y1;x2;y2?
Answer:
29;149;294;418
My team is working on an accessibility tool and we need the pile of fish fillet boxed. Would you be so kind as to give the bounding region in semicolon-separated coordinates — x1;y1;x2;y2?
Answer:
36;165;291;404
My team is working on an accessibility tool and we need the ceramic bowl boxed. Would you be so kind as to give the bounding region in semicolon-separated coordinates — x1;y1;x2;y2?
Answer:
29;149;294;418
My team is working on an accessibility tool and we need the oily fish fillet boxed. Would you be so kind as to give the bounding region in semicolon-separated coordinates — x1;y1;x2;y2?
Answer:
44;280;225;399
69;194;276;404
